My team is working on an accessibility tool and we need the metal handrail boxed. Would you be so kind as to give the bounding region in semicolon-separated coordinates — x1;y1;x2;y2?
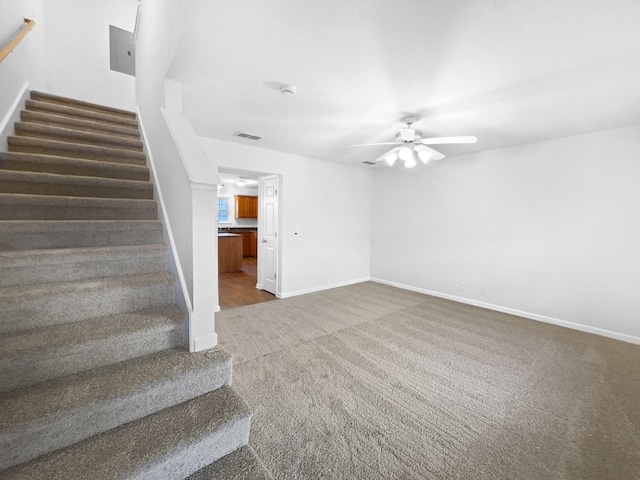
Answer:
0;18;36;64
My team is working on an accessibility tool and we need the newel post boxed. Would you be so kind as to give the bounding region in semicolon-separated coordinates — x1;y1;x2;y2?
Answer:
161;108;220;352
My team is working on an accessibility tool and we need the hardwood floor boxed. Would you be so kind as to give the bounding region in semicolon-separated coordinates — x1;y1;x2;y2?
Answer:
219;257;277;310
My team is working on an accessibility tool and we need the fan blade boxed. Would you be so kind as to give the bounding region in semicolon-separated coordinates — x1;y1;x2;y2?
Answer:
414;144;445;160
351;142;398;147
418;136;477;145
375;146;401;163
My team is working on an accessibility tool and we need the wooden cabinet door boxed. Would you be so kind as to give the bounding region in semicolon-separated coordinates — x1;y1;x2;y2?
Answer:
249;196;258;218
241;233;251;257
234;195;245;218
235;195;258;218
249;232;258;257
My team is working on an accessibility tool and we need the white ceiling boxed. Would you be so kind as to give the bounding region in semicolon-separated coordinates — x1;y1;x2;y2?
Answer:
169;0;640;168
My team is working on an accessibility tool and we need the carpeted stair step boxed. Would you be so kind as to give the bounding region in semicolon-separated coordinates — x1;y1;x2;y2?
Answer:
14;123;143;152
0;171;153;199
188;446;273;480
0;194;157;220
2;386;251;480
0;346;232;470
0;305;184;392
0;244;168;287
25;99;139;129
21;110;140;139
0;271;175;334
0;151;149;181
0;220;163;250
31;91;137;120
8;136;147;164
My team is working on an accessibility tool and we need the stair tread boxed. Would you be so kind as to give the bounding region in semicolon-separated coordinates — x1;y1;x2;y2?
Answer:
2;387;249;480
0;244;166;267
21;110;140;139
8;136;146;161
0;305;181;361
25;99;138;128
0;151;149;174
0;170;152;189
0;343;227;430
0;271;174;301
0;192;155;207
31;91;137;119
15;122;143;151
0;219;161;231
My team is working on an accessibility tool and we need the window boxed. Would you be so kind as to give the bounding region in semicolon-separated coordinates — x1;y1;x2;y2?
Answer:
217;197;230;222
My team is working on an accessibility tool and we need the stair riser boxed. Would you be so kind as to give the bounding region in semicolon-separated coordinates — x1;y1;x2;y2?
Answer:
0;203;157;221
0;179;153;200
141;415;252;480
0;254;168;287
0;228;162;250
0;154;150;182
21;111;140;139
26;100;139;129
0;325;184;393
0;281;175;335
0;351;234;469
31;91;137;121
8;142;146;165
15;126;143;153
2;389;251;480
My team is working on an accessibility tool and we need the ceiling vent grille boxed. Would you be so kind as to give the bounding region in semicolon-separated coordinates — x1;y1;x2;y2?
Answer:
234;131;262;141
362;161;376;165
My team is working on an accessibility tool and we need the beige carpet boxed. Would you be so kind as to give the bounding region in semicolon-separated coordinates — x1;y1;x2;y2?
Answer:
216;282;640;479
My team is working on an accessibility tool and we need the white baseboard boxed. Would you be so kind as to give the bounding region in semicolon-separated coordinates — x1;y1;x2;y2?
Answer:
0;82;29;148
279;277;371;299
191;332;218;352
371;277;640;346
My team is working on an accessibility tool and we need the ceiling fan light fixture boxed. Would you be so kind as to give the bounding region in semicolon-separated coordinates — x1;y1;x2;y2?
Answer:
384;152;398;166
404;155;417;168
417;150;434;164
398;146;413;162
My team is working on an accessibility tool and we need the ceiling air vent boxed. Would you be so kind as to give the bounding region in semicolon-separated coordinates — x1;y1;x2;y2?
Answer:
234;131;262;141
362;161;376;165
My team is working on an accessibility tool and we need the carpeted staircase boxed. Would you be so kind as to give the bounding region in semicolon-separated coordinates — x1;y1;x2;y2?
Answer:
0;91;264;479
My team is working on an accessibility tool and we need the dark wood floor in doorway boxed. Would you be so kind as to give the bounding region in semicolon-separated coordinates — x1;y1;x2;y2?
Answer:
219;257;277;310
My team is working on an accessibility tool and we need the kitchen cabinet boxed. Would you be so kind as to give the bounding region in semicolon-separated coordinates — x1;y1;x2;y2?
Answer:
249;231;257;257
239;231;258;257
235;195;258;218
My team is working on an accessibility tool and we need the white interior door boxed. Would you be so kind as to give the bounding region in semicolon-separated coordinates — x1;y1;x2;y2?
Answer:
259;175;279;295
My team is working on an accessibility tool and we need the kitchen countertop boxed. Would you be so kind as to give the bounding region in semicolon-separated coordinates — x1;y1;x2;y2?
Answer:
218;226;257;229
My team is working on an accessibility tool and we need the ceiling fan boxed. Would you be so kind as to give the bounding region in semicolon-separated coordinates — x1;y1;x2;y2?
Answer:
352;116;477;168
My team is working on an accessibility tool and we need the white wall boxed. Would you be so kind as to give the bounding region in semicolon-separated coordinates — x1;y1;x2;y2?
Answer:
200;137;374;297
371;124;640;342
0;0;47;141
135;1;193;301
40;0;137;110
1;0;137;117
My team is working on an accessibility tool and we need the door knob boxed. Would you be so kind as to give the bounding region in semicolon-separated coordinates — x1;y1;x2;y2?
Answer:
261;239;267;243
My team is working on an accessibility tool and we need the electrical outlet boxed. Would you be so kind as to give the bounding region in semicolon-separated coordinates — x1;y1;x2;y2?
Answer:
459;282;465;292
480;287;486;296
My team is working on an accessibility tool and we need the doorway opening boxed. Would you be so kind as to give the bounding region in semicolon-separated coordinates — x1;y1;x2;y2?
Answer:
217;168;281;310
